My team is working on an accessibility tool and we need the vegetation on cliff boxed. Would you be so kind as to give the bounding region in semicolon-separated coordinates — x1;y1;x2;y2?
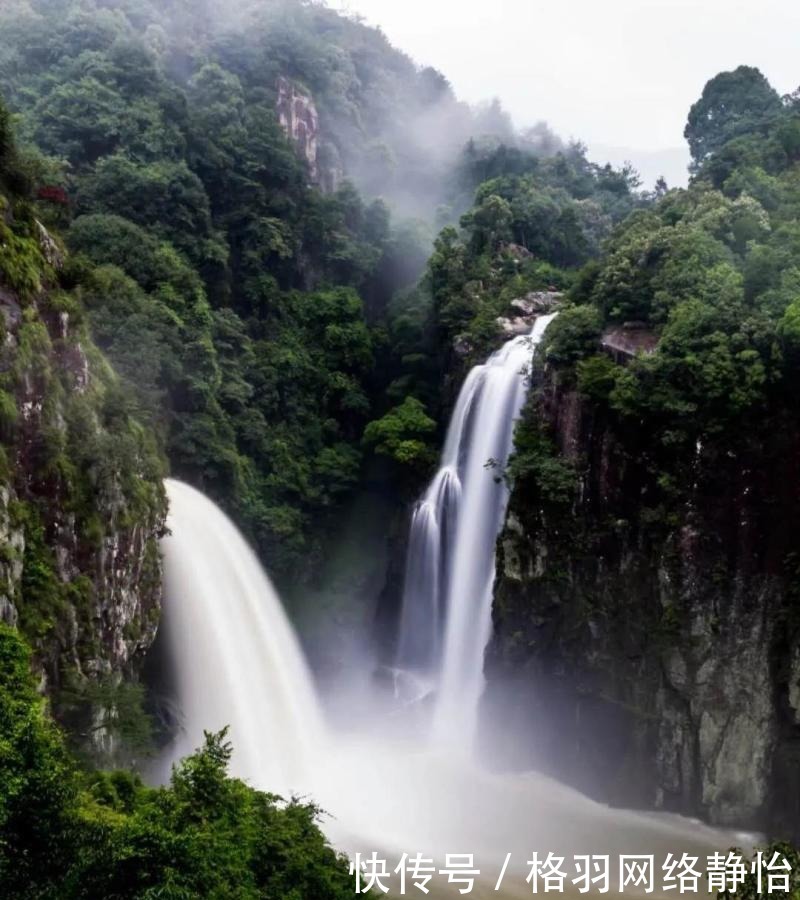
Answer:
486;67;800;835
425;144;644;363
516;67;800;525
0;97;166;758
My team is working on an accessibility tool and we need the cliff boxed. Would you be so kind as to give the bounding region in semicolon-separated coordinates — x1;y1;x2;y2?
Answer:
276;76;320;182
485;363;800;838
0;169;166;752
276;75;346;193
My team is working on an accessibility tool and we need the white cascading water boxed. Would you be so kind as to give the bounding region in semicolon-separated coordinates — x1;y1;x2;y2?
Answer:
396;313;557;747
160;479;324;792
159;340;749;893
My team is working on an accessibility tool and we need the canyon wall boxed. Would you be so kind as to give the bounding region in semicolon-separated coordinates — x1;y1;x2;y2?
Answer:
0;206;166;740
485;361;800;838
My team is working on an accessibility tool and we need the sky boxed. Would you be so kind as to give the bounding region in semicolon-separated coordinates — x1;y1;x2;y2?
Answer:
331;0;800;187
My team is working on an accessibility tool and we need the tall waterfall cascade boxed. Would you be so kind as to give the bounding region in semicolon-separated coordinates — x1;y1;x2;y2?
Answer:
161;479;324;791
159;455;742;879
396;313;557;747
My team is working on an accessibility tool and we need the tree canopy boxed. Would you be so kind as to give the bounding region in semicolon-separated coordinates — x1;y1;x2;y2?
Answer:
0;625;356;900
685;65;784;164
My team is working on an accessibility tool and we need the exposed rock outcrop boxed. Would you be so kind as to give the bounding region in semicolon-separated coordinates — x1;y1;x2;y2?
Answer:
276;76;320;183
600;322;659;363
497;291;563;338
453;334;475;357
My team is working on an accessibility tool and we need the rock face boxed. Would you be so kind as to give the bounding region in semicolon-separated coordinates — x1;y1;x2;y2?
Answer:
275;76;344;192
484;367;800;838
0;220;166;714
600;322;659;363
497;291;563;338
276;76;321;183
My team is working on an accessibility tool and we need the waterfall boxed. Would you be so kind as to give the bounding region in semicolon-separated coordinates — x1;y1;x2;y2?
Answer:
158;470;743;882
395;313;556;747
160;479;324;791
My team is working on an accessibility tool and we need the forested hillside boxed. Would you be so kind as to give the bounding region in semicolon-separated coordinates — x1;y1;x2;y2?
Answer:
0;0;491;575
0;0;648;754
0;0;648;578
1;0;398;574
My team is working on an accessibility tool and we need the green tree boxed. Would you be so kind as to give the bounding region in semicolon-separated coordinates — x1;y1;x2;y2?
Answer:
0;626;79;896
543;305;603;366
685;66;783;164
363;396;437;475
0;625;358;899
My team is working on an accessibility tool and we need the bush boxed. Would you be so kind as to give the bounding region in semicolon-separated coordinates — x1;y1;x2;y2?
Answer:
0;625;356;900
576;354;621;402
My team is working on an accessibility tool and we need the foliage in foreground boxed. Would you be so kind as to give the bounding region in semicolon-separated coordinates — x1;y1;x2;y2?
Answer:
0;625;355;899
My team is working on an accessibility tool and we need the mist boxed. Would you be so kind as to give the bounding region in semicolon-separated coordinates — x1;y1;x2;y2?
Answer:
333;0;800;189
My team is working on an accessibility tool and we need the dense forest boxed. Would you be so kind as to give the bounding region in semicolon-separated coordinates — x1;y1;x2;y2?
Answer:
1;0;800;894
0;0;645;574
2;0;413;576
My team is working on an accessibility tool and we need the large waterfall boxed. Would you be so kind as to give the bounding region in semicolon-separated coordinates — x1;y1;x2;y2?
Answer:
158;330;746;890
396;314;557;746
160;479;324;791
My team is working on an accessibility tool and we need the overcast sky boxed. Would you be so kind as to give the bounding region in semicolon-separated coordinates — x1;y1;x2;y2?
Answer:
331;0;800;187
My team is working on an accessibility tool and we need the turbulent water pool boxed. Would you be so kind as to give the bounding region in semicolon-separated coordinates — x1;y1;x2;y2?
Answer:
157;479;749;898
